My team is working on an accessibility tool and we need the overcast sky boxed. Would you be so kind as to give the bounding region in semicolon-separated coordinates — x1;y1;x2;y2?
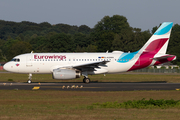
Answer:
0;0;179;31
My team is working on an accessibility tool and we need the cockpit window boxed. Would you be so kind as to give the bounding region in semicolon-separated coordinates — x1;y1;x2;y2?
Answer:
11;58;20;62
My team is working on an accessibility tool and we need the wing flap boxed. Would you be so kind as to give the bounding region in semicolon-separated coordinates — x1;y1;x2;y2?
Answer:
73;61;109;68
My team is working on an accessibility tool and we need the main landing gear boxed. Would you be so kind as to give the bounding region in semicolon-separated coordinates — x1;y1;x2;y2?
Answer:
27;73;32;84
83;76;90;84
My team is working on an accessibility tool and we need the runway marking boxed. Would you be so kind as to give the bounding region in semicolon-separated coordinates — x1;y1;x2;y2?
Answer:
32;86;40;90
62;86;65;89
38;86;102;89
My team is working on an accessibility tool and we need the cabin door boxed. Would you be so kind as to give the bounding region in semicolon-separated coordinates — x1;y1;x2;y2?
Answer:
26;55;32;67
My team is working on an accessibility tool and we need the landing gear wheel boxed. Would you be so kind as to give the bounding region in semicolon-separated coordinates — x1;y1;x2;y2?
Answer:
28;73;32;84
27;80;32;84
83;78;90;84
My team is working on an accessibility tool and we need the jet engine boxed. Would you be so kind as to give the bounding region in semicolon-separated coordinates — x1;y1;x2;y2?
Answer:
52;69;81;79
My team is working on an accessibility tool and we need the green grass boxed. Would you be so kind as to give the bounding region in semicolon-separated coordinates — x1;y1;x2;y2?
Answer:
1;72;180;119
1;91;180;120
0;72;180;83
93;98;180;109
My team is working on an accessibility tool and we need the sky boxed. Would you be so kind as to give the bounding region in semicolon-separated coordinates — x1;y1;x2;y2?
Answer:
0;0;179;31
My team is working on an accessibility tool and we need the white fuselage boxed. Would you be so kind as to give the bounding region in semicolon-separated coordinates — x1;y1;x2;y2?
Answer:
3;52;140;74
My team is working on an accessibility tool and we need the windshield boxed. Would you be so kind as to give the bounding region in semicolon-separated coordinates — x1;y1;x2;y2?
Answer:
11;58;20;62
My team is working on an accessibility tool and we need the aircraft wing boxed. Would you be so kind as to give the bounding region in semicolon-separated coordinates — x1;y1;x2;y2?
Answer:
73;61;109;68
54;61;109;72
73;61;109;72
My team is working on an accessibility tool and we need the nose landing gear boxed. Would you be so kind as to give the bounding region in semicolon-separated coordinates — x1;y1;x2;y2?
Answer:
27;73;32;84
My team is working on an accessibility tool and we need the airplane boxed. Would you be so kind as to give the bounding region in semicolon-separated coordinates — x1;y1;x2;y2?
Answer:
3;22;176;83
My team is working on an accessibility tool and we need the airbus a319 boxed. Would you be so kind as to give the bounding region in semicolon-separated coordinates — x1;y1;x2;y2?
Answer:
3;22;176;83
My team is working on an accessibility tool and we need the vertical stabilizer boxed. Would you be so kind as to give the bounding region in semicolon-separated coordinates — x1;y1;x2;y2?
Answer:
139;22;173;54
128;22;175;71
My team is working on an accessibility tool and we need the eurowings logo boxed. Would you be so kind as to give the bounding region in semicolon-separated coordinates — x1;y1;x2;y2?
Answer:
34;55;66;60
16;63;20;66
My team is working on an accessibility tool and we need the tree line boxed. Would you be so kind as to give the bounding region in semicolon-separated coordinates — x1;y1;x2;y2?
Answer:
0;15;180;65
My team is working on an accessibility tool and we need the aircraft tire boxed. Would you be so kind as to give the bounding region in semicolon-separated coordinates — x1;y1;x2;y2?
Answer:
83;78;90;84
27;80;32;84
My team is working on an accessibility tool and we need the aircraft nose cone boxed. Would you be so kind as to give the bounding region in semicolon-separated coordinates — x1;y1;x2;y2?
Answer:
3;63;10;71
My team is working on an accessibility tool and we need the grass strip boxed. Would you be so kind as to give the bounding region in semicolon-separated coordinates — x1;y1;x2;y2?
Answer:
92;98;180;109
1;72;180;83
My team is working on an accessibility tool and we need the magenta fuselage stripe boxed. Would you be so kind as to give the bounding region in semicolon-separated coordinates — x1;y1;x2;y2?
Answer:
128;38;168;71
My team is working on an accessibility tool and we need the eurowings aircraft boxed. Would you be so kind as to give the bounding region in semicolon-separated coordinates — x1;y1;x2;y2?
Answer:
3;22;176;83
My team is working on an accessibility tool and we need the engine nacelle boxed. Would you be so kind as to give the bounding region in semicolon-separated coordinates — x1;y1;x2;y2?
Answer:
52;69;81;80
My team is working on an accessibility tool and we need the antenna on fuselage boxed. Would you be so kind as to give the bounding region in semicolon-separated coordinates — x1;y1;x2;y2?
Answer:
31;51;34;53
106;50;108;53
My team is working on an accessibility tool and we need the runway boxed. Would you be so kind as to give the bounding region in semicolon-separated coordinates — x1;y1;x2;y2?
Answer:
1;82;180;91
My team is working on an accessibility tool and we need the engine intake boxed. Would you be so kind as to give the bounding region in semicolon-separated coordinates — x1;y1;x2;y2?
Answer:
52;69;81;79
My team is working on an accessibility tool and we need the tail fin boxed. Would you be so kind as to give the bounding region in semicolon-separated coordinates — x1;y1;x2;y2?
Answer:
139;22;173;54
128;22;176;71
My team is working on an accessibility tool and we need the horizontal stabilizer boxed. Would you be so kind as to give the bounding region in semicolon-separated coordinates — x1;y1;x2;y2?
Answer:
153;55;176;61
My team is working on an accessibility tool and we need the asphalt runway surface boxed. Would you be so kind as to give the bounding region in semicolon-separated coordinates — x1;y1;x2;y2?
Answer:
1;82;180;91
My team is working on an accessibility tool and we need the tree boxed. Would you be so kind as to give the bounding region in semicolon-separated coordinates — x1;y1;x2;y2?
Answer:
2;39;32;60
46;33;74;52
73;33;91;48
92;15;130;51
78;25;91;34
151;26;158;34
94;15;130;34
